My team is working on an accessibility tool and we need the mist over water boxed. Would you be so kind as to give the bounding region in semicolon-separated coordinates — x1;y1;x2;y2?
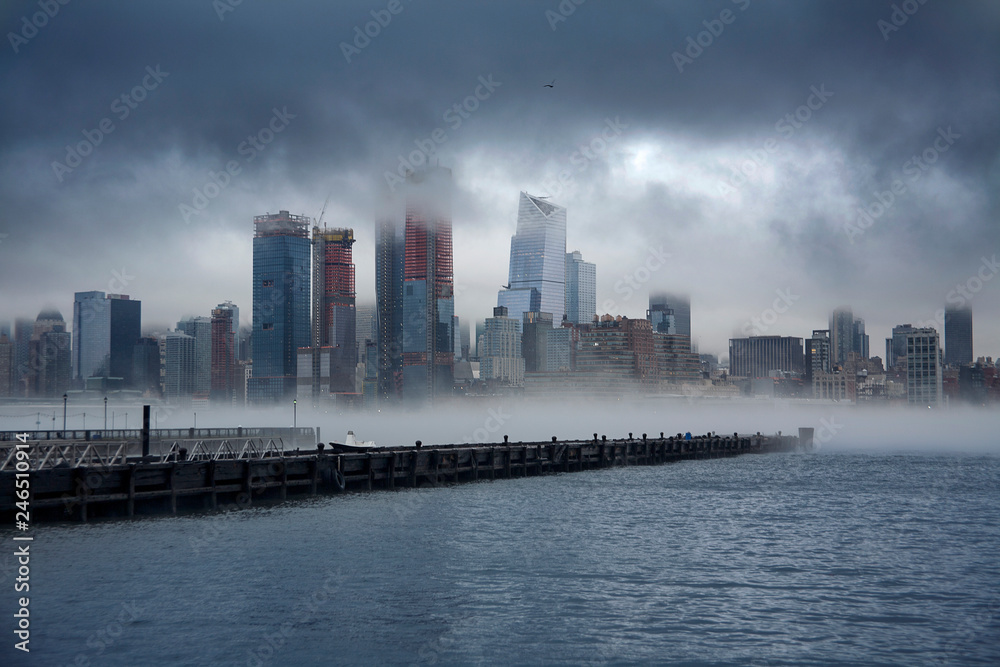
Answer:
7;400;992;454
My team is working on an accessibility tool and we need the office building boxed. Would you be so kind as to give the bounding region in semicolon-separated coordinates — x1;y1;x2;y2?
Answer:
73;292;141;387
728;336;805;378
376;214;405;401
906;328;942;406
27;308;72;397
498;192;567;324
164;332;196;399
944;305;973;366
480;306;524;387
649;293;690;339
806;329;831;384
177;316;211;396
522;311;553;373
250;210;311;403
0;334;13;397
565;250;596;325
211;303;238;403
886;324;919;370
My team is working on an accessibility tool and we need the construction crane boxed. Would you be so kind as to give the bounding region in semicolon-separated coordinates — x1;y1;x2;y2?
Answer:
316;193;331;229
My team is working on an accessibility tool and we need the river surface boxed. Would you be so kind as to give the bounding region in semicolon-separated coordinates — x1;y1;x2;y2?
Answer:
3;451;999;666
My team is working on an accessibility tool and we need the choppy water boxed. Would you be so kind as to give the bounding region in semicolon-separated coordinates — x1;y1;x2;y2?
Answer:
3;451;999;666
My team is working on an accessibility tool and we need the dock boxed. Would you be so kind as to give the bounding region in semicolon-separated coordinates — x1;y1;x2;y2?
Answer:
1;425;812;523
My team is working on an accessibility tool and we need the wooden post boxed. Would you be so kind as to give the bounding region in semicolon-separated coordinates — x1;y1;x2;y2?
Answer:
309;456;319;495
127;463;136;517
169;462;178;515
504;448;511;478
208;459;217;510
280;460;288;500
388;452;396;489
245;459;254;504
367;455;374;491
409;451;418;488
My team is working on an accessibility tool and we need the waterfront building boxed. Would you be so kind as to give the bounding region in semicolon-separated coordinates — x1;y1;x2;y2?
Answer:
210;303;238;403
27;309;72;398
164;332;196;399
73;292;141;387
177;316;211;396
480;306;524;387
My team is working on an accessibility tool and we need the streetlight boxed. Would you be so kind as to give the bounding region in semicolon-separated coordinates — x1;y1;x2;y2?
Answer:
82;413;86;430
124;412;128;430
293;399;297;428
111;412;115;430
62;393;68;434
104;396;108;431
194;412;197;429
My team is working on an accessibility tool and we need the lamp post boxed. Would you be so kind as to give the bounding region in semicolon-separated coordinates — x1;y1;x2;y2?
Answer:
293;399;297;429
124;412;128;430
194;412;197;429
62;393;68;434
104;396;108;431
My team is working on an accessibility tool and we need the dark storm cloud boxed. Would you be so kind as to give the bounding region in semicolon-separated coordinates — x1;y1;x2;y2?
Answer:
1;0;998;354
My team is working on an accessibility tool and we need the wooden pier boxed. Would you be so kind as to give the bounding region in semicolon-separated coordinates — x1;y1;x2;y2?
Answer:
1;429;811;523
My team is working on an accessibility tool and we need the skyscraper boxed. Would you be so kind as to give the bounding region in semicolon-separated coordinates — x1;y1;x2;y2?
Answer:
177;316;211;396
852;317;870;360
829;306;854;367
0;334;13;397
72;292;141;387
498;192;567;324
376;214;405;401
401;166;454;402
565;250;596;325
250;210;311;403
311;226;356;394
944;305;973;366
649;292;690;338
886;324;919;370
210;303;237;403
906;328;942;406
164;332;196;399
806;329;831;385
132;336;162;397
28;308;71;397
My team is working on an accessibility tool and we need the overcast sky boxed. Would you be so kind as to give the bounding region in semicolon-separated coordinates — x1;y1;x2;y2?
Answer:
1;0;998;360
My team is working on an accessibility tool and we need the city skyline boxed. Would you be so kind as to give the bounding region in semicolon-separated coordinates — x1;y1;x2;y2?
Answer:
1;1;998;360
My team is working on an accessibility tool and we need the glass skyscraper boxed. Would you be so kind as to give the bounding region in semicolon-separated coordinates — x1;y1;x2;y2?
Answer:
72;291;141;387
250;210;311;403
944;305;973;366
564;250;596;325
498;192;567;324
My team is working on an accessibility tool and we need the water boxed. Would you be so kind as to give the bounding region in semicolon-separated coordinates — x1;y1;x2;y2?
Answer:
3;451;999;666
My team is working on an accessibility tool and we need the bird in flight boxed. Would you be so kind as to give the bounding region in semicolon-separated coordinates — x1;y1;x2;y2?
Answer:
543;79;555;88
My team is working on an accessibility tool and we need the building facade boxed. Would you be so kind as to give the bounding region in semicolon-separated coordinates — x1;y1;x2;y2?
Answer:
906;328;943;406
728;336;805;378
250;210;311;403
564;250;596;326
944;305;973;366
480;306;524;387
498;192;567;324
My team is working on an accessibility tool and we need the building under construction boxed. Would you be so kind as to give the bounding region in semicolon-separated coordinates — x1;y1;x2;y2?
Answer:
298;226;356;399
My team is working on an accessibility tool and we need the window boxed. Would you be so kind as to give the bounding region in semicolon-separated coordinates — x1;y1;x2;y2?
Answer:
262;323;274;330
262;279;273;287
